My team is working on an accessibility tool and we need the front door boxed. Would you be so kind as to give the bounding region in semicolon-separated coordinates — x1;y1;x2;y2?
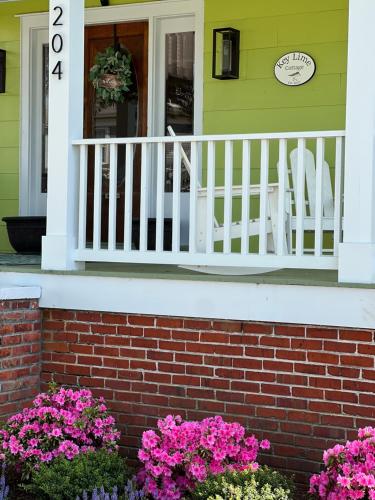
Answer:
84;22;148;245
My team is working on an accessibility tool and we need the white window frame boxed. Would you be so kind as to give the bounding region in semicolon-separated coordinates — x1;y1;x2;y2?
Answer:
19;0;204;216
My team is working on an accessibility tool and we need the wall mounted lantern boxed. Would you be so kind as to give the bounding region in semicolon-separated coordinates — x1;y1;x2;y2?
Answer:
100;0;109;6
212;28;240;80
0;50;6;93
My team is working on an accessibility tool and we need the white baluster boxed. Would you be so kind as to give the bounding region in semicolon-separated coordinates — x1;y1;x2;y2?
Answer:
206;141;216;254
277;139;287;256
241;140;251;255
314;138;324;256
295;138;306;256
334;136;343;255
108;143;118;252
172;142;182;253
139;143;150;252
78;144;88;250
223;140;233;254
124;143;134;252
189;141;198;254
155;142;165;254
93;144;102;251
259;139;269;255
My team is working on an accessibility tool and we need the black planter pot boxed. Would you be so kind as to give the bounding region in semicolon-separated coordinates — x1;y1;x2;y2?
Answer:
2;216;47;254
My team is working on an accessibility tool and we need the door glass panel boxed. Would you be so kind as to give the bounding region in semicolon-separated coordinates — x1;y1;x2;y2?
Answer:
41;44;49;193
165;31;195;192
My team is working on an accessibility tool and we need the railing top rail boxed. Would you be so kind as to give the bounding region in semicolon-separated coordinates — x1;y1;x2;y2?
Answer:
73;130;346;146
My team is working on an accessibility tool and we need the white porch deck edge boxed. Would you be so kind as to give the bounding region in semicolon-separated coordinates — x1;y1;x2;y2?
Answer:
1;270;375;329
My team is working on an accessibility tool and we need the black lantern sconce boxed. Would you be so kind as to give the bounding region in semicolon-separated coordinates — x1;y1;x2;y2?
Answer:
0;50;6;93
100;0;109;5
212;28;240;80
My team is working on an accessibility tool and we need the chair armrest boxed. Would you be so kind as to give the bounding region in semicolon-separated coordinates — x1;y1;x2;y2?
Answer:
198;183;279;198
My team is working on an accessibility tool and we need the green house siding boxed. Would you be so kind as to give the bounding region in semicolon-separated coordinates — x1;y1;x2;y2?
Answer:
0;0;348;252
204;0;348;134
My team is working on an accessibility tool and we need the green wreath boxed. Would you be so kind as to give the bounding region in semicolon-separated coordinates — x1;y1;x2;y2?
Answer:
89;46;132;107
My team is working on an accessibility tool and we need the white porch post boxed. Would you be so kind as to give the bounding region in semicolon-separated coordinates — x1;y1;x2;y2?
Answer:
339;0;375;283
41;0;85;270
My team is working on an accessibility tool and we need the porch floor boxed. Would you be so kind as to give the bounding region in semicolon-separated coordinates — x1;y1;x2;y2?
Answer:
0;253;372;289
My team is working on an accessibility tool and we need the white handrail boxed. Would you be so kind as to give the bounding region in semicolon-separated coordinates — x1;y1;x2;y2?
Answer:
73;130;345;146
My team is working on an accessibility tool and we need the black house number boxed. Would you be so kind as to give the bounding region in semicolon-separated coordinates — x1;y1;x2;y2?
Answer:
52;6;64;80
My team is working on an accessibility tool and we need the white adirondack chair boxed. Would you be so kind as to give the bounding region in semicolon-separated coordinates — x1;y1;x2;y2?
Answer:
282;147;335;253
167;126;281;275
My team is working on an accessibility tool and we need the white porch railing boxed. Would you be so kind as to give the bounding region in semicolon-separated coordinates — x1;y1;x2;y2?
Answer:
72;131;345;271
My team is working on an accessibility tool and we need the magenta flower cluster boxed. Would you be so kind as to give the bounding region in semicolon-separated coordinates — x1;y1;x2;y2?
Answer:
310;427;375;499
0;387;120;476
137;414;270;500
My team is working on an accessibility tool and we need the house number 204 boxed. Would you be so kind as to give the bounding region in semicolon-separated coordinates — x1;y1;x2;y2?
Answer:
51;6;64;80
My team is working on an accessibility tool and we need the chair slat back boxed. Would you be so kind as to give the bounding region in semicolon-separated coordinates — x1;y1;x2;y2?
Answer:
289;147;334;217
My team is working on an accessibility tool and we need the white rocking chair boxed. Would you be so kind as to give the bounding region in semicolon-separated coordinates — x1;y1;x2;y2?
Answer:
167;126;281;275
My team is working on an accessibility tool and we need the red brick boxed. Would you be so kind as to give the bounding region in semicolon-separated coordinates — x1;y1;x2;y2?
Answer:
186;365;213;376
91;324;117;335
233;358;262;370
131;338;157;349
309;401;341;414
78;355;102;366
245;347;274;358
215;368;244;379
339;330;372;342
147;350;173;361
128;315;154;326
176;353;202;364
260;336;290;348
156;317;184;328
70;344;93;355
171;330;197;341
231;381;260;393
328;366;360;379
76;311;102;322
101;313;127;325
263;360;293;372
306;327;338;339
200;332;230;343
307;352;339;365
183;319;212;330
159;340;185;352
277;350;306;361
118;326;143;337
50;310;75;321
243;323;272;334
211;321;242;333
65;322;90;333
323;341;356;353
340;355;373;368
274;325;305;337
294;364;326;375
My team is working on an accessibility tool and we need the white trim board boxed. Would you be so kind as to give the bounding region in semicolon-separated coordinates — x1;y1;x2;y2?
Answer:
19;0;204;215
1;271;375;329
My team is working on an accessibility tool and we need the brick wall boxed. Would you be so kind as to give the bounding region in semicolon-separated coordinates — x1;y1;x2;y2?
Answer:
0;300;41;419
42;309;375;490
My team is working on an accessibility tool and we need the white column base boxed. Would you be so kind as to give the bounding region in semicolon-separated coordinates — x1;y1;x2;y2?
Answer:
338;242;375;283
41;235;85;271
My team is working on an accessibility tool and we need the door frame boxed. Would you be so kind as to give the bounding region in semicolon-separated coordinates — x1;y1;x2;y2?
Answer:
19;0;204;216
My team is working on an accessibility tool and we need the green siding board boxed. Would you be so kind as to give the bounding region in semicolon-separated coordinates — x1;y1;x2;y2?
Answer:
0;149;19;174
0;0;349;253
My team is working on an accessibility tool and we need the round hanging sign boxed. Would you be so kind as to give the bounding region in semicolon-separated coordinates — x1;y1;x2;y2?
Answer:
274;52;316;86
